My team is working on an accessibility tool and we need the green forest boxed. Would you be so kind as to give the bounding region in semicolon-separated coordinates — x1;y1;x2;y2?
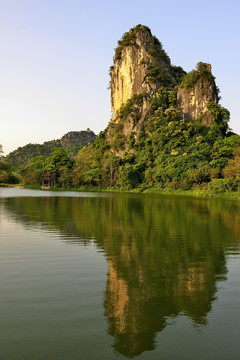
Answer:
1;26;240;197
1;90;240;197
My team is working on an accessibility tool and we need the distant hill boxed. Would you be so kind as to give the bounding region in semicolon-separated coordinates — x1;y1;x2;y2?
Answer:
6;129;96;168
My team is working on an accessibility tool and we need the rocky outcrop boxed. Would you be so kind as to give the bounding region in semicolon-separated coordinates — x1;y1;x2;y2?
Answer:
107;26;223;155
108;25;182;150
110;25;175;115
58;130;96;151
177;63;219;125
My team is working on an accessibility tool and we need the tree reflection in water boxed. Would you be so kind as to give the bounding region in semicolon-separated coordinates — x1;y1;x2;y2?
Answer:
2;193;240;358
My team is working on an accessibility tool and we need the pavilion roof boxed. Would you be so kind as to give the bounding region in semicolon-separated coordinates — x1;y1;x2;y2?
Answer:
41;171;52;180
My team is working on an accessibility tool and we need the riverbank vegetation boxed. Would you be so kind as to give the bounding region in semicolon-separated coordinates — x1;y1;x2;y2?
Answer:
2;98;240;199
2;26;240;198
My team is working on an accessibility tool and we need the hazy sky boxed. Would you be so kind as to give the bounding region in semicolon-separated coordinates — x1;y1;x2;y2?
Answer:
1;0;240;155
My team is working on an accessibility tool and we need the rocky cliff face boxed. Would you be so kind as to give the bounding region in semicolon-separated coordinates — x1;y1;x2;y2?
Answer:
177;63;219;125
110;25;174;115
108;25;181;150
107;25;222;155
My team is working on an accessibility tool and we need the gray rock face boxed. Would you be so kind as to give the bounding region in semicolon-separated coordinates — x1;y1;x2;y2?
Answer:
107;26;221;155
108;25;175;148
110;26;173;115
177;64;219;125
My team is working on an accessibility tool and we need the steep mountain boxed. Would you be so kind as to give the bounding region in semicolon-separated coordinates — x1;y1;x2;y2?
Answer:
72;25;240;192
107;25;185;152
6;129;96;168
9;24;240;193
110;25;178;114
105;25;224;155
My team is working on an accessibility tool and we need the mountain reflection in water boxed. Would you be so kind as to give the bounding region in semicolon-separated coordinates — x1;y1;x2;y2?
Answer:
2;193;240;358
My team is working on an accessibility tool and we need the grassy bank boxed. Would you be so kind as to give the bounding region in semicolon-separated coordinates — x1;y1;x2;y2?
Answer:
1;183;240;200
142;188;240;200
0;183;24;188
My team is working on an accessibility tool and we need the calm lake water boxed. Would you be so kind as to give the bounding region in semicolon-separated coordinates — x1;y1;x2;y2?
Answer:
1;188;240;359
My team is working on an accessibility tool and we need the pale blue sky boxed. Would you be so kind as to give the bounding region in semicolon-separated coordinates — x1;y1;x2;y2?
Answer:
1;0;240;155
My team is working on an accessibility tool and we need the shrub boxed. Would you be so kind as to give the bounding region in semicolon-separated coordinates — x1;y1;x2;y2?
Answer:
223;147;240;182
179;70;199;89
179;62;216;90
208;178;238;195
112;133;125;150
113;25;149;62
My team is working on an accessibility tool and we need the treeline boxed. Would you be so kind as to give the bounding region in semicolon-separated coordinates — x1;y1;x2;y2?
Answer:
2;85;240;195
19;148;74;188
69;88;240;195
0;145;18;184
5;130;96;169
2;88;239;196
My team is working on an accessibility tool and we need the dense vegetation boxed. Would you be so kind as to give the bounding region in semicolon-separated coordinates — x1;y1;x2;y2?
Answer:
4;86;239;196
3;85;240;196
2;26;240;197
5;130;96;169
0;145;18;184
179;62;216;89
69;87;240;195
19;148;74;187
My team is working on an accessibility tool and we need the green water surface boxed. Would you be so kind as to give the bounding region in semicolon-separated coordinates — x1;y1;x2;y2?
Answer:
0;188;240;359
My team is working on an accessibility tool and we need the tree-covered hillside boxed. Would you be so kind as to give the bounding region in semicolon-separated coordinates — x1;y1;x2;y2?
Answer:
6;130;96;168
71;86;240;194
3;25;240;196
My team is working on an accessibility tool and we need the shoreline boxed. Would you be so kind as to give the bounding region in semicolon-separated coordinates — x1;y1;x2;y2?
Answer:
0;184;24;188
1;183;240;200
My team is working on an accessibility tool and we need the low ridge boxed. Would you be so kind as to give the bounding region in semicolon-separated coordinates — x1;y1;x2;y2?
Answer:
6;129;96;168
